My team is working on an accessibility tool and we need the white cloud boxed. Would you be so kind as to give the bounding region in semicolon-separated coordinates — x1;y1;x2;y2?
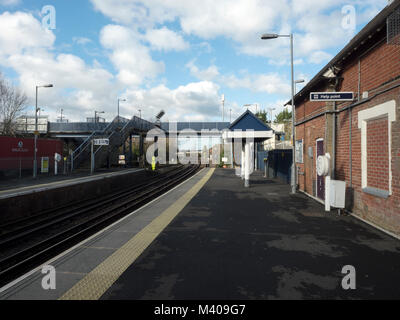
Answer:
90;0;176;26
222;73;291;96
73;37;92;45
124;81;221;121
186;60;291;96
0;11;54;56
89;0;388;63
0;2;390;123
100;24;164;86
0;0;21;6
90;0;285;41
144;27;189;51
186;60;219;81
309;51;333;64
7;51;116;120
0;12;118;122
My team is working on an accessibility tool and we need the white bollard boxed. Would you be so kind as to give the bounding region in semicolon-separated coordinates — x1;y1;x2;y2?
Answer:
54;153;62;176
241;145;245;180
249;142;254;174
325;176;331;212
245;142;250;187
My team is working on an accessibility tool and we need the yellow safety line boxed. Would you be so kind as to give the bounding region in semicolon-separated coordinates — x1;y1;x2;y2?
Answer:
59;168;215;300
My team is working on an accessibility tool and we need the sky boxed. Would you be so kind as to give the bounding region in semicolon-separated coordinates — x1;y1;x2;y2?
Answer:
0;0;390;123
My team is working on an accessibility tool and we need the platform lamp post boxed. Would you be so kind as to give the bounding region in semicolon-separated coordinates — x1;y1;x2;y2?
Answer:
33;84;53;178
292;79;304;186
261;32;296;194
295;79;305;94
94;110;105;126
221;94;225;122
117;98;126;125
244;104;258;113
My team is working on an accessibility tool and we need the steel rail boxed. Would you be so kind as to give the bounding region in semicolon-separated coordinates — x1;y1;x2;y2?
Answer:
0;167;181;238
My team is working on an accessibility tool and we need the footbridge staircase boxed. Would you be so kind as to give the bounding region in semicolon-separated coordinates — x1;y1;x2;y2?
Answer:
70;116;155;171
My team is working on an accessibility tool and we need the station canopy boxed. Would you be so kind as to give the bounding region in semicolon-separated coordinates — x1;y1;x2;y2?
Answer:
222;110;274;140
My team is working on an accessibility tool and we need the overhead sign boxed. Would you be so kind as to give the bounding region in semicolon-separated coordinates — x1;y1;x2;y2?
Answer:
93;138;109;146
310;92;354;101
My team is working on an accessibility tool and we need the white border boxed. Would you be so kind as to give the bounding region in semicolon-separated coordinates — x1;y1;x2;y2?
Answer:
358;100;396;195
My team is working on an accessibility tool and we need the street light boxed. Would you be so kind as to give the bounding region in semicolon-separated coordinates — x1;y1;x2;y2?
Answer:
117;98;126;124
295;79;305;94
244;103;258;113
261;34;279;39
267;107;276;124
59;108;64;122
221;94;225;122
138;109;142;118
94;110;105;125
33;84;53;178
261;32;296;194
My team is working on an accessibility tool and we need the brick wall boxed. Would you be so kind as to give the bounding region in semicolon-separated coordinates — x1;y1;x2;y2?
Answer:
367;116;389;191
295;116;325;197
295;29;400;235
343;88;400;234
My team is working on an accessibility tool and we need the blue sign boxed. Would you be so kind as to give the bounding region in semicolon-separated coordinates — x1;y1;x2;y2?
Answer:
310;92;354;101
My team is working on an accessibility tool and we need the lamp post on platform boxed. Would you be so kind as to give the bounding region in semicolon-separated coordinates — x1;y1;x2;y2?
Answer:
261;32;296;194
117;98;126;124
33;84;53;178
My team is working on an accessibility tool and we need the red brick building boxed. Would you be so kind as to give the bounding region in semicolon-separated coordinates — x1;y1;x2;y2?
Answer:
293;1;400;235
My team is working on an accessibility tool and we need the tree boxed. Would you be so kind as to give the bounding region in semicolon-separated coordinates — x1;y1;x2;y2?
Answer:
255;110;268;124
0;73;27;136
274;108;292;123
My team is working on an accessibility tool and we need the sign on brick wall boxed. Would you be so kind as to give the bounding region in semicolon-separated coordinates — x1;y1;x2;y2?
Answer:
310;92;354;101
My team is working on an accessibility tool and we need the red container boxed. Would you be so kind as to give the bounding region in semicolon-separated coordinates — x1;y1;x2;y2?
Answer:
0;136;63;170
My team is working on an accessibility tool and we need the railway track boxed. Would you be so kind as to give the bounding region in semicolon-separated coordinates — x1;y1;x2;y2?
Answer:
0;164;200;287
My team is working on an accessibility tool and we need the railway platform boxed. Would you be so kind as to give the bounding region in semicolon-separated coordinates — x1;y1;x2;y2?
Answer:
0;168;144;200
1;168;400;299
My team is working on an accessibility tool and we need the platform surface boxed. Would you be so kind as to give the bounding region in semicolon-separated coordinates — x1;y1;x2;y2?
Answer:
1;168;400;299
0;168;143;199
100;169;400;299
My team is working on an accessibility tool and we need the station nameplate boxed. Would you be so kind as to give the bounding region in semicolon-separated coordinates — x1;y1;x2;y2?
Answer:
93;139;109;146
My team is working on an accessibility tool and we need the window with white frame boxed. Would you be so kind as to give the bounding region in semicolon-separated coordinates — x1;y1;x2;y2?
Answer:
358;100;396;198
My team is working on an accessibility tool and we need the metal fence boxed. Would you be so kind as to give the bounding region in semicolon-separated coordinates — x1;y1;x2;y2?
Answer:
0;156;67;180
264;149;293;185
